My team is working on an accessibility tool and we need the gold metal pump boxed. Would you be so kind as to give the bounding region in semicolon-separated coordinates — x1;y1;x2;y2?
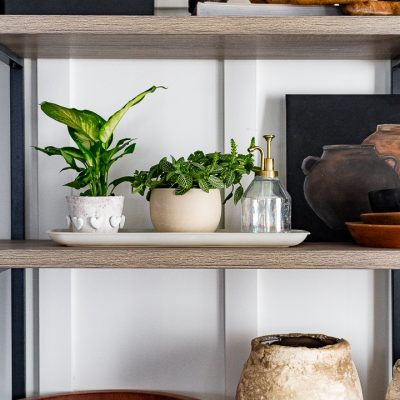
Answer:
248;134;278;178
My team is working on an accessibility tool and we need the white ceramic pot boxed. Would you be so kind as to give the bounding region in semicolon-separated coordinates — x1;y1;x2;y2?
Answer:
237;333;363;400
150;188;222;232
66;196;125;233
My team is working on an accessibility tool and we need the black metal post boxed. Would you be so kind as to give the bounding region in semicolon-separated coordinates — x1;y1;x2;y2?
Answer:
391;59;400;365
0;46;26;400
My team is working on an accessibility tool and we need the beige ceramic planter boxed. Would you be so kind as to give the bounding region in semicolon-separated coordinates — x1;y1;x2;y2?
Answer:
150;188;222;232
66;196;125;233
237;333;363;400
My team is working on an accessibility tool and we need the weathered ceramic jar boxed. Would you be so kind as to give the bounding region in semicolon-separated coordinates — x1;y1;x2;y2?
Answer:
302;145;399;230
236;333;363;400
386;359;400;400
363;124;400;175
150;188;221;232
66;196;125;233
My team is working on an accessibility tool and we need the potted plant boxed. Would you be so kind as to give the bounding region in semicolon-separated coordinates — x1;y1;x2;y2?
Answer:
36;85;165;233
112;139;256;232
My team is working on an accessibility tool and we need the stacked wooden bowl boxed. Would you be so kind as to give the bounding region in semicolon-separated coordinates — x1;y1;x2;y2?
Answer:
251;0;400;16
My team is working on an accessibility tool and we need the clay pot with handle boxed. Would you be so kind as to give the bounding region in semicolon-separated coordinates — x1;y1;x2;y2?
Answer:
302;144;399;230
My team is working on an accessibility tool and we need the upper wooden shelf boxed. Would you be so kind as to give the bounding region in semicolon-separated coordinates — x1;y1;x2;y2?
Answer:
1;15;400;59
0;240;399;269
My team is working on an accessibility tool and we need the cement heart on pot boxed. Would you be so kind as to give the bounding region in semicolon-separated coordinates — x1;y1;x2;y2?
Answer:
89;217;103;230
110;216;122;228
72;217;84;231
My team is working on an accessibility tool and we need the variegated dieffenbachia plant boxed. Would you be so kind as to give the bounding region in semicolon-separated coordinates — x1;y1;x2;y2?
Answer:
36;86;165;196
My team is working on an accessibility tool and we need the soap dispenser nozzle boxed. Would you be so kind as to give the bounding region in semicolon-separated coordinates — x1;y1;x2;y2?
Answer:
248;134;278;178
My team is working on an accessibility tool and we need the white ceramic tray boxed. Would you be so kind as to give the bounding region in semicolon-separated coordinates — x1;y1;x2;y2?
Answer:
48;229;310;247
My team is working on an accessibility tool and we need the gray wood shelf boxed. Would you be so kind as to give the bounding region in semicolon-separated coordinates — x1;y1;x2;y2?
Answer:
0;15;400;59
0;240;399;269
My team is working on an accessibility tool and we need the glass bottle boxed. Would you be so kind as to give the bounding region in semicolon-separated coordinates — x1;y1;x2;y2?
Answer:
241;135;292;233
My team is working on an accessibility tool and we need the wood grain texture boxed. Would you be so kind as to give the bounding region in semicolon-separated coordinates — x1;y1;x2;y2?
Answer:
0;16;400;59
1;240;400;269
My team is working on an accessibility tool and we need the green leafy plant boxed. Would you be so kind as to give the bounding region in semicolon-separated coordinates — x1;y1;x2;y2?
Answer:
35;86;165;196
112;138;256;205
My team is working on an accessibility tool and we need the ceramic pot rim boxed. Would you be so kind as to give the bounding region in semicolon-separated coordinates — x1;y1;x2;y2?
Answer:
66;195;124;200
252;333;349;352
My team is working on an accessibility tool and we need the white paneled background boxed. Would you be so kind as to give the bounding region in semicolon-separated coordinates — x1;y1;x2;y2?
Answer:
0;4;393;399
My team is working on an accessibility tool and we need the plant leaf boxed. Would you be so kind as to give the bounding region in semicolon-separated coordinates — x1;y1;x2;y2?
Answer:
208;175;225;189
41;102;105;142
177;174;193;190
225;170;235;187
234;186;244;205
198;179;209;193
68;128;95;167
99;86;166;143
159;157;172;173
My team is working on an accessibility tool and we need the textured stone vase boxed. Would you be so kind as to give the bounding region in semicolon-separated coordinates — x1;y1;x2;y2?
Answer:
386;359;400;400
66;196;125;233
150;188;222;232
236;333;363;400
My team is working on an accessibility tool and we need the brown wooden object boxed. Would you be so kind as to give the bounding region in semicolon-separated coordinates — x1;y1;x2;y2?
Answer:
0;16;400;60
20;390;198;400
342;1;400;16
347;222;400;248
2;240;400;269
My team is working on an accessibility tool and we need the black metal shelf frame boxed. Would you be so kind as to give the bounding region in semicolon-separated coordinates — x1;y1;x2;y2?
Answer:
0;44;25;400
0;44;399;400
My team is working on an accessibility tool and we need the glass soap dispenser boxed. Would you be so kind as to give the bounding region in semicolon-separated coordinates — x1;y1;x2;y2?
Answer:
241;135;292;233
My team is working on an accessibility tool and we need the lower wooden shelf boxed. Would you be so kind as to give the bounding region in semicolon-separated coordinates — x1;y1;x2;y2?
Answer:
0;240;399;269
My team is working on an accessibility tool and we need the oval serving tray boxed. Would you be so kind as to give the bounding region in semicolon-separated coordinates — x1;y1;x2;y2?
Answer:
48;229;310;247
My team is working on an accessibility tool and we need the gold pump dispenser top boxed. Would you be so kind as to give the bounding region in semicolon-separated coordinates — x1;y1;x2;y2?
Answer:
248;135;278;178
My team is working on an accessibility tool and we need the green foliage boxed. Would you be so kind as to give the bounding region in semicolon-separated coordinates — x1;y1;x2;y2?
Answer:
113;139;256;205
35;86;165;196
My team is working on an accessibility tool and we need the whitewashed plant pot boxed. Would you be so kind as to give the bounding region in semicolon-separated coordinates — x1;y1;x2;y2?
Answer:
150;188;222;232
237;333;363;400
66;196;125;233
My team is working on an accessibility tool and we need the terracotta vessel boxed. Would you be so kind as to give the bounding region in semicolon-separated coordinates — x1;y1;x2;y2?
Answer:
236;333;363;400
363;124;400;174
361;212;400;225
346;222;400;248
386;360;400;400
21;390;199;400
302;145;399;230
150;188;221;232
66;196;125;233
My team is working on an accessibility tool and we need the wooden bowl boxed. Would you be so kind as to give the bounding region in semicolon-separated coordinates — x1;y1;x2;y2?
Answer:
361;212;400;225
346;222;400;248
20;390;199;400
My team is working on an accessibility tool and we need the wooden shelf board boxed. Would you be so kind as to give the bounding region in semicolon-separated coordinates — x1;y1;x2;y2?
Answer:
0;240;399;269
0;16;400;59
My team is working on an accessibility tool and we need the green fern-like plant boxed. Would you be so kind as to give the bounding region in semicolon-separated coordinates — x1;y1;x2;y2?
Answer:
112;138;256;205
